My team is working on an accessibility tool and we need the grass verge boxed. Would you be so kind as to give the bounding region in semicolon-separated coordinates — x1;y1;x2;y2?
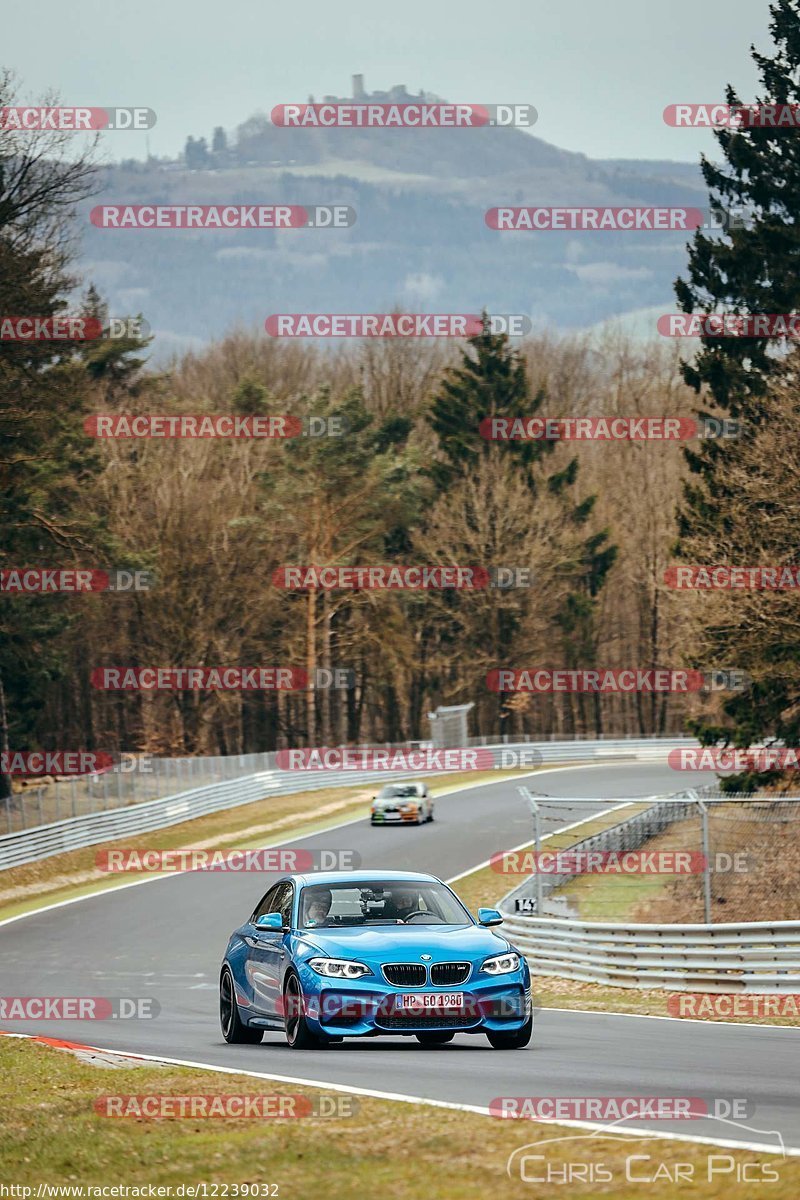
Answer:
0;1038;795;1197
554;804;800;924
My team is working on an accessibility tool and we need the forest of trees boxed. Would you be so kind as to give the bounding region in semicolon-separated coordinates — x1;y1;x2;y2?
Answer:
0;297;732;765
4;1;800;790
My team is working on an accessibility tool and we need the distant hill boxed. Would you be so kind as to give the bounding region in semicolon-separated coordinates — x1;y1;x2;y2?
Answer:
79;81;708;360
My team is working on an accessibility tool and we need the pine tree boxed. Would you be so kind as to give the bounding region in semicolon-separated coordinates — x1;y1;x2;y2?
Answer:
428;321;555;491
673;1;800;764
675;0;800;421
427;322;617;732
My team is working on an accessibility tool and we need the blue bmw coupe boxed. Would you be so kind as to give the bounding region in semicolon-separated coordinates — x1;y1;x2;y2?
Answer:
219;870;532;1049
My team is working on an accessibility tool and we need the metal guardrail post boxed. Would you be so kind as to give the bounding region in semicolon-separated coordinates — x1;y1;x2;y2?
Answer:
698;799;712;924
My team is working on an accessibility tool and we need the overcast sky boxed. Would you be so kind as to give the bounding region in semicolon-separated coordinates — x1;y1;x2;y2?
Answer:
4;0;773;162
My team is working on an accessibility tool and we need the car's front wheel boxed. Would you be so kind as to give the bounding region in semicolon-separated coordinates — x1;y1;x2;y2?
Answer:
220;967;263;1044
415;1031;455;1046
486;1012;533;1050
283;973;323;1049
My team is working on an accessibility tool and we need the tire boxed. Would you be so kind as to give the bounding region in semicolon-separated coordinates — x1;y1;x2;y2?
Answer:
220;967;263;1044
283;973;323;1049
415;1031;455;1046
427;807;434;822
486;1012;533;1050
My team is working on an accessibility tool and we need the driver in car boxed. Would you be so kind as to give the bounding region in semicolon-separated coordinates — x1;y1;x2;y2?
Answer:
304;888;333;926
386;886;420;921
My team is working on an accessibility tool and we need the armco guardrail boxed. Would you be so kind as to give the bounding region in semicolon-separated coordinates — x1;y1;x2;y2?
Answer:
501;914;800;993
0;736;698;871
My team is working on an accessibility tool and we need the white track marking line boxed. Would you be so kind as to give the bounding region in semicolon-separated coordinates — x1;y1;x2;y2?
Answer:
2;1032;795;1157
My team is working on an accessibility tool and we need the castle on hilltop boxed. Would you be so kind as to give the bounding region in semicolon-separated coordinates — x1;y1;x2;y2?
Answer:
316;76;438;104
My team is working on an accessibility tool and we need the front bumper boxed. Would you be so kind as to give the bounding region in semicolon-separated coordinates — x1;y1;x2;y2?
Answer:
371;808;421;824
296;964;531;1037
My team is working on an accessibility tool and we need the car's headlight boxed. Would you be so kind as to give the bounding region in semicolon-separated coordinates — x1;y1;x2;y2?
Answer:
481;952;521;975
308;957;372;979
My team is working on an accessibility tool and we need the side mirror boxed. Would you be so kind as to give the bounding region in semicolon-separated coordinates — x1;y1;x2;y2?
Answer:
478;907;503;927
255;912;285;931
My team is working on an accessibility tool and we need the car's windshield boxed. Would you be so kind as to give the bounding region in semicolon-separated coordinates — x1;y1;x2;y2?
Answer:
299;880;470;928
376;785;417;798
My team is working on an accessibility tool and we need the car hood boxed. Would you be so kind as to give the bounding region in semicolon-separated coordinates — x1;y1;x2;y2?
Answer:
295;924;511;961
372;796;418;807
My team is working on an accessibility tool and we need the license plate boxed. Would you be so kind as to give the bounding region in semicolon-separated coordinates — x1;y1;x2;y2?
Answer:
396;993;463;1009
382;813;401;821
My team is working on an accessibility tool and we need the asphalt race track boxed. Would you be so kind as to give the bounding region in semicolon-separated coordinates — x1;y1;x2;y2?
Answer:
1;762;798;1154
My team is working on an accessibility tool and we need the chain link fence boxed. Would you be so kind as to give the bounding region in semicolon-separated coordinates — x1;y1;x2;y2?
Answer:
2;733;691;835
505;789;800;924
2;752;276;834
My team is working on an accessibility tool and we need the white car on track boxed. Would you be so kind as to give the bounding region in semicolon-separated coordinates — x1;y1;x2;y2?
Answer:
370;781;434;825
